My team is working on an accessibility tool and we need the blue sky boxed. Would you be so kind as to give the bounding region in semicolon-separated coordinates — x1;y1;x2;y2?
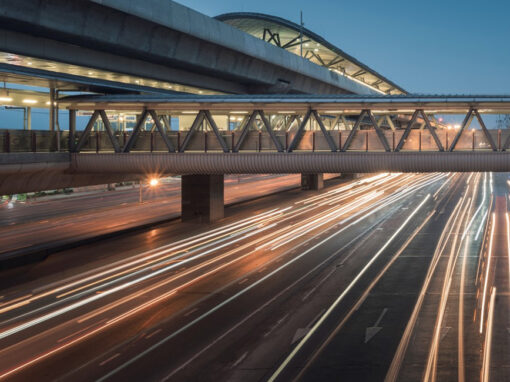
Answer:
181;0;510;94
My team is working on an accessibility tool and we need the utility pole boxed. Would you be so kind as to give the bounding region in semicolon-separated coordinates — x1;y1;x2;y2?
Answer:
299;11;304;57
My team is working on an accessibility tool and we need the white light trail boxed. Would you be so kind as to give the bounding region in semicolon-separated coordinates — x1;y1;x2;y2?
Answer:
268;194;431;382
480;213;495;333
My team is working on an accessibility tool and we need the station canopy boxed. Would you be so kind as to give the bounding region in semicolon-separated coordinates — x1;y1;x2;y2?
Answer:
216;13;406;96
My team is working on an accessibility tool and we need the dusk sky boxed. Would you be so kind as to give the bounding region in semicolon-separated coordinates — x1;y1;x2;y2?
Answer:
182;0;510;95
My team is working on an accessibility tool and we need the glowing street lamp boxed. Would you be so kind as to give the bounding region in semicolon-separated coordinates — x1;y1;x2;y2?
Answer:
139;177;160;203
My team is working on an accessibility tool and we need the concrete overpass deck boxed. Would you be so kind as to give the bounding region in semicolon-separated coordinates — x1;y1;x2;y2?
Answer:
0;0;380;96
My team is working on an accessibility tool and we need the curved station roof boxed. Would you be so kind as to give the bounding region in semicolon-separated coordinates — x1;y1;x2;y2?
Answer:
216;13;406;96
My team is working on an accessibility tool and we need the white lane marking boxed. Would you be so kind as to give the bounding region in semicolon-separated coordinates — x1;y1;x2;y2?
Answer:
365;308;388;343
264;314;290;338
302;268;336;301
99;353;120;367
184;308;198;317
145;328;162;339
231;352;248;369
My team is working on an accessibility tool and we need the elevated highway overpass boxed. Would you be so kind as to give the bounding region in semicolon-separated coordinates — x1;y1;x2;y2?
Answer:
0;0;391;96
2;94;510;222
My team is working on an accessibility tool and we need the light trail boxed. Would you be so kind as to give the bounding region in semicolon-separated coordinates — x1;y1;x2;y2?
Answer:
462;173;487;240
0;207;288;315
97;177;444;382
0;221;280;341
0;175;424;378
268;195;431;382
159;205;404;381
385;175;468;382
458;229;470;382
0;173;449;380
481;287;496;382
480;213;495;333
294;209;436;382
1;174;408;328
423;190;472;382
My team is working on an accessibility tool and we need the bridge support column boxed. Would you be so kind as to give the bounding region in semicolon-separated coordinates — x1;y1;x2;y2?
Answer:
181;175;224;223
301;173;324;191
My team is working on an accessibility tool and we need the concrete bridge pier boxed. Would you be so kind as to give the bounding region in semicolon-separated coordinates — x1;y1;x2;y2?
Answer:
301;173;324;191
181;175;224;223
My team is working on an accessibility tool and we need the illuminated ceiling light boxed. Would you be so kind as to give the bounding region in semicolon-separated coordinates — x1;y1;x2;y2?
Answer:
198;90;203;94
88;71;94;75
230;111;248;114
167;85;173;89
23;99;37;104
314;48;319;52
135;80;140;84
277;111;296;114
27;62;32;66
0;97;13;102
182;111;199;114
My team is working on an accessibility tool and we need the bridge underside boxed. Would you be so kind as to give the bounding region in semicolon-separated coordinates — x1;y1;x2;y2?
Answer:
2;152;510;195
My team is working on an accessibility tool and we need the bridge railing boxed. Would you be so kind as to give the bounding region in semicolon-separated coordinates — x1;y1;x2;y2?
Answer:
1;128;509;153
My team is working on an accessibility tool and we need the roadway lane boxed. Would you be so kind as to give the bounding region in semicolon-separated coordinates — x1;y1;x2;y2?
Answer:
2;171;505;382
0;174;307;259
290;173;479;382
0;172;454;381
269;172;508;382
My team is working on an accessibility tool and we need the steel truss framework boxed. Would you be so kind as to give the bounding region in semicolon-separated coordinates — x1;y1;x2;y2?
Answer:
68;107;510;153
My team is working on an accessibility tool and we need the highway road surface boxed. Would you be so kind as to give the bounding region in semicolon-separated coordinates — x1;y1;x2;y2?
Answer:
0;174;305;260
0;172;507;382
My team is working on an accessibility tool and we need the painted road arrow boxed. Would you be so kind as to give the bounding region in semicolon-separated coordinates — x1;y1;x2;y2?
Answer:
365;308;388;343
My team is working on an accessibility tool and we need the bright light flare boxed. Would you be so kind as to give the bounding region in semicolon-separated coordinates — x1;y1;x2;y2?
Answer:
149;178;159;187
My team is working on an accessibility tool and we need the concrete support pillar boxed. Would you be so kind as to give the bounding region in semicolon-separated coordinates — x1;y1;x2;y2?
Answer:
301;173;324;191
27;107;31;131
49;88;55;131
182;174;224;223
69;109;76;152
